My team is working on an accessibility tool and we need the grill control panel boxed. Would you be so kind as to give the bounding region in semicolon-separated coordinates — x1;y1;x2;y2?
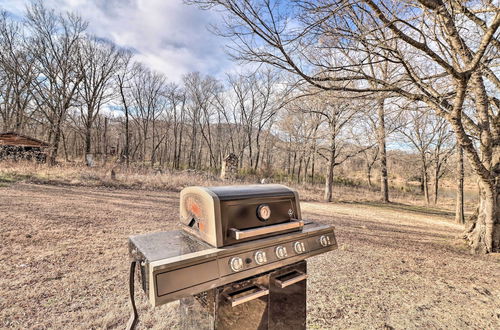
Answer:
219;232;335;275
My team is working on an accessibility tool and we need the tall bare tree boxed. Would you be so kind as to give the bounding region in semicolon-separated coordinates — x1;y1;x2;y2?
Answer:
294;92;365;202
25;2;87;165
164;82;186;169
129;63;167;165
78;37;121;166
430;118;455;204
0;11;36;133
115;50;133;166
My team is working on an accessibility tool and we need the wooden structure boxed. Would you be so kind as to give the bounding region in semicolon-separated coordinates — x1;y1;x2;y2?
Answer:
0;132;49;162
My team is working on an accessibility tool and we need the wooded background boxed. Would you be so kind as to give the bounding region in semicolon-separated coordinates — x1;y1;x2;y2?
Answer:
0;1;498;253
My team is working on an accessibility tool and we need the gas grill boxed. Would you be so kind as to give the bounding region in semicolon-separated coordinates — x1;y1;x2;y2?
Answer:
128;184;337;329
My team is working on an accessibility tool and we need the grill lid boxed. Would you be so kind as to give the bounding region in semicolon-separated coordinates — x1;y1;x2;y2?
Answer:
180;184;302;247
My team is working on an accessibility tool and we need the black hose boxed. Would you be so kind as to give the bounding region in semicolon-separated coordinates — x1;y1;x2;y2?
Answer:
126;261;138;330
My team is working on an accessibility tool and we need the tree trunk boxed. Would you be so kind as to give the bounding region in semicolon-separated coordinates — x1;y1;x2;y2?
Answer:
463;140;500;253
151;121;156;167
85;122;92;166
377;98;389;202
433;164;440;204
311;148;316;185
61;130;69;162
462;74;500;253
423;167;430;205
464;178;500;253
304;155;310;184
455;145;465;224
118;82;130;167
173;121;178;169
286;141;291;176
367;165;373;187
125;112;129;166
49;114;63;166
324;132;336;202
49;129;61;166
297;156;303;184
177;123;183;169
103;117;108;162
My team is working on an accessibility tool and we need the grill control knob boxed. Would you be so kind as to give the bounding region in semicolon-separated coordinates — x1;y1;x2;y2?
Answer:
275;245;288;259
319;235;331;247
293;241;306;254
229;257;244;272
254;251;267;265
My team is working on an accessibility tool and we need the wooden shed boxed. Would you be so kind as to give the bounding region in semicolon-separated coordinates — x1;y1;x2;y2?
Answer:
0;132;49;162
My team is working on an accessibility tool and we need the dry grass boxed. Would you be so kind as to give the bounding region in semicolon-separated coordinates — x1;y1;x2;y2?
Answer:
0;182;498;329
0;161;222;191
0;161;477;215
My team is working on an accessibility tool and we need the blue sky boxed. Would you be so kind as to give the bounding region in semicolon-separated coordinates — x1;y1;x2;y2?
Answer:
0;0;235;82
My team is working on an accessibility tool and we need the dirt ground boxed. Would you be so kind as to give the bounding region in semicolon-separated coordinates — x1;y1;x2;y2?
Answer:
0;183;499;329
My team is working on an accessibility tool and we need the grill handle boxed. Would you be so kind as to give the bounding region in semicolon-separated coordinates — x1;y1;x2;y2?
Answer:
224;285;269;307
228;219;304;240
273;270;308;289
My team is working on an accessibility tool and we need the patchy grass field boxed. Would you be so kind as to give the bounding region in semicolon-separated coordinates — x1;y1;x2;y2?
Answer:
0;183;498;329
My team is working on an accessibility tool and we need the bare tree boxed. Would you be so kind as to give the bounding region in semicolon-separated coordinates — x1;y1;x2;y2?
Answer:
0;11;36;133
353;116;378;188
278;108;322;184
294;92;365;202
400;110;440;204
183;72;220;169
129;63;167;165
77;37;121;166
430;119;455;204
164;82;186;169
115;50;133;166
24;2;87;165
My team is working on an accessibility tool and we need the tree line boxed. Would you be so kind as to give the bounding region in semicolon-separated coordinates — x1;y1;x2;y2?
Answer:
1;1;498;253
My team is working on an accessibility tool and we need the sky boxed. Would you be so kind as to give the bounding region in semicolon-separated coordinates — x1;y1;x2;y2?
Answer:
0;0;236;82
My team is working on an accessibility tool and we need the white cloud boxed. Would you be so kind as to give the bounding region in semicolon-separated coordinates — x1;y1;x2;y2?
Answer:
0;0;236;82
